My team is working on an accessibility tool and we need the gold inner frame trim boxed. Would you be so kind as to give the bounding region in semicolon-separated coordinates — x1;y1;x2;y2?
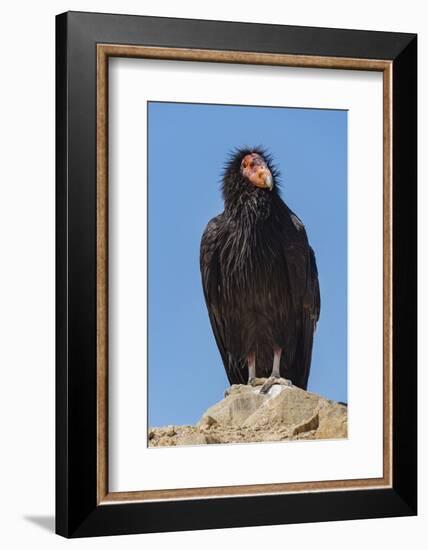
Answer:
96;44;393;505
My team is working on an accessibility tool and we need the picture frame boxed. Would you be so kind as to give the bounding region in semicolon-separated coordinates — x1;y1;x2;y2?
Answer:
56;11;417;538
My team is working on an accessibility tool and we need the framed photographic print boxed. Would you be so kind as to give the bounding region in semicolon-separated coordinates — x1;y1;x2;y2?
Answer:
56;11;417;538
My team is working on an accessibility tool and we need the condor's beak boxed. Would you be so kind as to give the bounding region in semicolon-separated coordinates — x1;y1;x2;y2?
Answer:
264;171;273;190
256;167;273;190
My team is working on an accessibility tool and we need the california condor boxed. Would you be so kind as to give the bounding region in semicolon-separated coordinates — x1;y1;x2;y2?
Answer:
200;148;320;393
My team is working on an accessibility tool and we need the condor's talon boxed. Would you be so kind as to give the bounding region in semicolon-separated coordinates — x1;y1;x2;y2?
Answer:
279;377;293;387
248;377;268;387
260;377;276;394
260;376;293;394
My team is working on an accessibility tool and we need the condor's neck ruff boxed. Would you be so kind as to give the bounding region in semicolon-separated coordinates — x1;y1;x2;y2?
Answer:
223;182;279;225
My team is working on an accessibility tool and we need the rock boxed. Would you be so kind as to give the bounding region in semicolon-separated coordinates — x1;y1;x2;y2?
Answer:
242;385;320;429
164;425;176;437
156;436;176;447
175;431;208;446
148;383;347;447
292;412;319;435
204;434;221;444
315;402;348;439
202;385;267;427
197;415;218;430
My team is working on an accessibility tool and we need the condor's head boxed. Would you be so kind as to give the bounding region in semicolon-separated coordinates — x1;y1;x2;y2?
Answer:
221;148;279;209
240;152;274;190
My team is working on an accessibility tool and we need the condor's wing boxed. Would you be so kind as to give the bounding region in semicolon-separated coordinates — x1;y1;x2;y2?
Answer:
280;211;321;390
199;215;247;385
308;245;321;326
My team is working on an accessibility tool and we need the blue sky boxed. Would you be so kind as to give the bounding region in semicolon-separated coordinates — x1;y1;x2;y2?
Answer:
148;101;347;427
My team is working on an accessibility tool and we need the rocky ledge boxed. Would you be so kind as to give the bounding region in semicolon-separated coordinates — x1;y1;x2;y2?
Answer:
148;383;347;447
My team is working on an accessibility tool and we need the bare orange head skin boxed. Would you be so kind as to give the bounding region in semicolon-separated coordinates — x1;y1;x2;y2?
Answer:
240;153;273;190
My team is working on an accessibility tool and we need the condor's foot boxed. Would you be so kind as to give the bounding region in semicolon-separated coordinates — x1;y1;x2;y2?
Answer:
248;377;292;390
259;377;293;394
248;377;268;387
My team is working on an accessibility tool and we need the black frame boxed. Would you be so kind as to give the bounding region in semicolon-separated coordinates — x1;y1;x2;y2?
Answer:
56;11;417;538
